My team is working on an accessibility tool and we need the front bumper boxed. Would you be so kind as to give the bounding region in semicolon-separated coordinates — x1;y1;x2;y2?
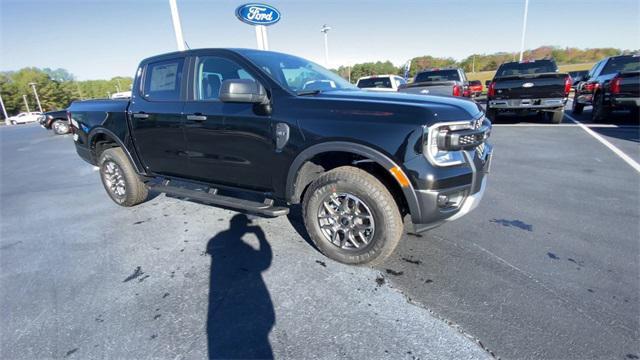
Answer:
412;143;492;233
489;97;566;109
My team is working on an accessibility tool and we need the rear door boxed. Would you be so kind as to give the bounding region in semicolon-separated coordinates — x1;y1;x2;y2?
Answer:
129;57;188;177
181;54;274;191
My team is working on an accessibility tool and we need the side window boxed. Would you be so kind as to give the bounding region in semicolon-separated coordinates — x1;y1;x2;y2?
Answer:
589;61;603;78
195;56;256;101
143;59;184;101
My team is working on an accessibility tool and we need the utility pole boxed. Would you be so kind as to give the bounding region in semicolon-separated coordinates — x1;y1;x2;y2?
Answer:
320;24;331;67
519;0;529;62
169;0;186;51
28;83;43;112
472;55;476;73
23;95;30;113
0;93;8;122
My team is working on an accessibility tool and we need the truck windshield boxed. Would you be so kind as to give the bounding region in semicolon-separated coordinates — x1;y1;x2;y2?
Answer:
415;70;460;83
357;77;392;88
495;60;558;77
601;56;640;75
239;50;357;94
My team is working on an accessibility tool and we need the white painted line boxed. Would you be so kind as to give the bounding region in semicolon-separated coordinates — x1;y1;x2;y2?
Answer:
493;123;638;128
565;113;640;174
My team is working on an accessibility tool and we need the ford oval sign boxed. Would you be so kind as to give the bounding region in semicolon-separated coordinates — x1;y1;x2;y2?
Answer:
236;3;281;26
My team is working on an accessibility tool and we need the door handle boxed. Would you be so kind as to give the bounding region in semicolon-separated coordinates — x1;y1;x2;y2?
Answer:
133;113;149;119
186;115;207;121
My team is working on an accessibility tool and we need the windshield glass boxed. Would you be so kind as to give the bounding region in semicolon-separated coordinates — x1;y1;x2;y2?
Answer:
496;60;558;77
357;77;392;88
239;50;357;94
415;70;460;83
602;56;640;75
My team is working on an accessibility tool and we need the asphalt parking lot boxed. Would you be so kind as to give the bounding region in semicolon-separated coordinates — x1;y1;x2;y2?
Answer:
1;103;639;359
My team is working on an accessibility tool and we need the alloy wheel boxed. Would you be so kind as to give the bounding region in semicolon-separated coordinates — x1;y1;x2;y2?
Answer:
317;192;375;250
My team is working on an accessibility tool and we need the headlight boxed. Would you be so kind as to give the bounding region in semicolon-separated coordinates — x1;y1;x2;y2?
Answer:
425;121;471;167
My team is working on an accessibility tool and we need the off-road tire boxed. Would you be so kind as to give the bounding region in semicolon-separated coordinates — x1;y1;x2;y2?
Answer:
550;108;565;124
98;147;148;207
302;166;403;265
592;92;610;123
52;120;69;135
571;98;584;115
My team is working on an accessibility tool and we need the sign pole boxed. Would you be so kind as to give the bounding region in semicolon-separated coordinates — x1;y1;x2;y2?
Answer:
236;4;280;51
255;26;264;50
261;26;269;50
169;0;186;51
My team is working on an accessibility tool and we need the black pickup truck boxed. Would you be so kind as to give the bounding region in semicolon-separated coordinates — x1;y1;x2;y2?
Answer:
572;54;640;121
39;110;70;135
486;59;571;123
68;49;492;265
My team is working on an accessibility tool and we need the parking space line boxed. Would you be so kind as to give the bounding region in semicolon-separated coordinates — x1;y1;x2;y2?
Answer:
564;113;640;174
492;124;636;128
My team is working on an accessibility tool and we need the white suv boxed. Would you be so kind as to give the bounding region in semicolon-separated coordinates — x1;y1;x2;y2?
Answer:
356;75;407;92
7;112;42;125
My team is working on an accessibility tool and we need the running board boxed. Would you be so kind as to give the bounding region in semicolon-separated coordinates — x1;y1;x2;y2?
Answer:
149;182;289;217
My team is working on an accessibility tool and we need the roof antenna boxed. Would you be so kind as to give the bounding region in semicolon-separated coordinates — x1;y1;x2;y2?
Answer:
184;41;191;50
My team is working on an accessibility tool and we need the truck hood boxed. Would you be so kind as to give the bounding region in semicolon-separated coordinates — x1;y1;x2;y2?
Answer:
309;90;484;122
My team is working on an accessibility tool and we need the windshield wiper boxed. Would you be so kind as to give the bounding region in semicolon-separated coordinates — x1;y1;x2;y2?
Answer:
296;90;322;96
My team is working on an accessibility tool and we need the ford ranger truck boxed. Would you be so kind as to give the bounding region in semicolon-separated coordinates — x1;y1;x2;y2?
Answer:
486;59;571;123
68;49;492;265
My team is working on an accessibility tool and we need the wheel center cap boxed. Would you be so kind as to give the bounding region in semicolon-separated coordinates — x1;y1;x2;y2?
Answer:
339;216;351;227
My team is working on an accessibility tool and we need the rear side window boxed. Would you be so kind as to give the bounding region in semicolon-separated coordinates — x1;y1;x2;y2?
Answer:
357;77;392;88
495;60;558;77
143;59;184;101
601;56;640;75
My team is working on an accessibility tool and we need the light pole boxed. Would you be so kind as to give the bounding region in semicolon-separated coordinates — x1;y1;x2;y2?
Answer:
23;95;30;113
519;0;530;62
28;82;43;112
0;93;8;123
169;0;186;51
320;24;331;67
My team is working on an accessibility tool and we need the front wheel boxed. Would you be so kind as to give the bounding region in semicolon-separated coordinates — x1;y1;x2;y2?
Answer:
52;120;69;135
98;147;148;207
302;166;403;265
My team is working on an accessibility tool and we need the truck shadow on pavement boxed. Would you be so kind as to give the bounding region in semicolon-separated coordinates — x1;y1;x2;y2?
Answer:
206;214;275;359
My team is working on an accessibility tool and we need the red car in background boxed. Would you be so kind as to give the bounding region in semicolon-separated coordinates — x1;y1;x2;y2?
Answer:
467;80;483;98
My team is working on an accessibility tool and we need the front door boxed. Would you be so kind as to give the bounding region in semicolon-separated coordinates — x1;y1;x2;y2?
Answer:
182;55;274;191
129;57;187;177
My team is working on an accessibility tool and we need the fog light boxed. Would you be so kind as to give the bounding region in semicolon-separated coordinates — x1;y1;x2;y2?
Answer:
437;194;449;207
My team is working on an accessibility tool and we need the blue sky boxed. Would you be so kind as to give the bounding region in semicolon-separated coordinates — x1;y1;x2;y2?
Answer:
1;0;639;80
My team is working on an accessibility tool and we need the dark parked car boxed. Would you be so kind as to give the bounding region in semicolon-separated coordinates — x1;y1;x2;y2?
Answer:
68;49;493;265
398;68;469;97
572;54;640;121
486;59;571;123
39;110;70;135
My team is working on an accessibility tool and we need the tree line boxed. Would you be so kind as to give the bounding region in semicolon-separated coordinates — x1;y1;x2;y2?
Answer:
0;67;132;116
334;46;634;82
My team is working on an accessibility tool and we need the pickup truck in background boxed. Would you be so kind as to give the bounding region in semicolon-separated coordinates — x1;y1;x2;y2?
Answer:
398;68;469;98
572;54;639;121
356;75;407;92
68;49;492;265
486;59;571;123
467;80;483;98
39;110;70;135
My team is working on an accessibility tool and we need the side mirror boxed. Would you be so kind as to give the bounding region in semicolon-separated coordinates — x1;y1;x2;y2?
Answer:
220;79;269;104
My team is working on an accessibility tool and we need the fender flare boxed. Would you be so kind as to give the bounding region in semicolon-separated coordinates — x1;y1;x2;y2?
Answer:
285;141;421;221
88;127;144;174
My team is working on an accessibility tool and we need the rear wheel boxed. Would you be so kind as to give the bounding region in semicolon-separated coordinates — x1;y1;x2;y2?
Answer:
98;148;148;207
52;120;69;135
571;97;584;115
302;166;403;265
550;108;565;124
592;92;610;123
485;106;497;121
